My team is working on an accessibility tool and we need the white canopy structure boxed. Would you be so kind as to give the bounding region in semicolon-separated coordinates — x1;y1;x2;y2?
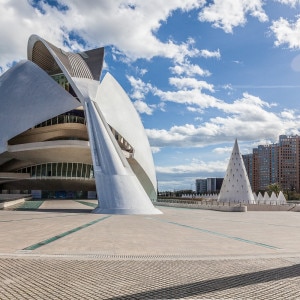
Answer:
0;34;161;215
218;139;255;204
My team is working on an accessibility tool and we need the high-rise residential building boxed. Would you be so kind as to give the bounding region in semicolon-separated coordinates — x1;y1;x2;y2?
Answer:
278;135;300;191
242;135;300;192
257;144;279;191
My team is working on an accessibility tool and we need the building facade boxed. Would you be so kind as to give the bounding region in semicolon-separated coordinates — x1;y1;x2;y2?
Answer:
242;135;300;193
195;177;223;194
0;35;161;214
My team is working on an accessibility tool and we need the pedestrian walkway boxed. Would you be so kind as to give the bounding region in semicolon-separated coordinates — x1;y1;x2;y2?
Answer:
0;200;300;299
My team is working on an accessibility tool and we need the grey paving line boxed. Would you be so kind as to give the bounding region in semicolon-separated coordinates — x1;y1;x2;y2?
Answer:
162;206;300;229
149;216;281;250
22;215;112;251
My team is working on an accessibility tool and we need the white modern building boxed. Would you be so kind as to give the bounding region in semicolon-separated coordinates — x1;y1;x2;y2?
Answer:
0;35;161;214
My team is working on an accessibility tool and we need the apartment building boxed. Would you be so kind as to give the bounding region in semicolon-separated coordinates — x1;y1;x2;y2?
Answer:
242;135;300;192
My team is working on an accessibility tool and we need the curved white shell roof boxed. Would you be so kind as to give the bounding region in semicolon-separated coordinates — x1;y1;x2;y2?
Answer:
95;72;157;199
0;60;80;154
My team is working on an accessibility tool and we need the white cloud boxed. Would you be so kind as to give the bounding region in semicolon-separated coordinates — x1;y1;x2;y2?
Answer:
280;109;295;119
151;146;161;154
139;68;148;76
169;77;215;92
270;17;300;49
133;100;154;115
199;48;221;59
146;93;300;148
154;87;221;108
222;84;234;91
187;106;204;114
156;159;227;174
212;146;232;154
198;0;268;33
274;0;300;6
0;0;206;71
127;75;153;100
170;62;211;77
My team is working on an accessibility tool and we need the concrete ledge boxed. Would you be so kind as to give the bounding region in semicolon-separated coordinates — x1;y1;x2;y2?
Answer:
247;203;300;212
155;201;300;213
155;202;247;212
0;195;32;209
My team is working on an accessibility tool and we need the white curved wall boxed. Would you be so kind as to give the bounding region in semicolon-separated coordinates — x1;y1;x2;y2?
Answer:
95;72;157;199
0;60;80;154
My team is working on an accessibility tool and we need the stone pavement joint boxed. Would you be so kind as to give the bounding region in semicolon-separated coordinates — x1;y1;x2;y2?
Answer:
22;215;111;250
150;217;281;250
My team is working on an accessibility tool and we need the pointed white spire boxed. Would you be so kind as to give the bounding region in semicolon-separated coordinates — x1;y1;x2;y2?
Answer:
270;192;277;200
270;192;277;204
278;191;287;204
263;192;270;202
218;139;255;204
257;192;263;203
253;192;257;201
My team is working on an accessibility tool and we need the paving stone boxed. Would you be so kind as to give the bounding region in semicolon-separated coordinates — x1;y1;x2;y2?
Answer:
1;201;300;298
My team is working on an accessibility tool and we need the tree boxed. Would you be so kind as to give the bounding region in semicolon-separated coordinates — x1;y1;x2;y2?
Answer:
267;183;281;196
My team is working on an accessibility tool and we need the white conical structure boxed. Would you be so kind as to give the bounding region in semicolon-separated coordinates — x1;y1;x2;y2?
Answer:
270;192;277;204
263;192;270;204
278;191;287;204
257;192;263;203
253;192;257;201
218;139;255;204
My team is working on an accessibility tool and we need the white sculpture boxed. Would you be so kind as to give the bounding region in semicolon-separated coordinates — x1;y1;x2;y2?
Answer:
269;192;277;205
218;139;255;204
256;192;264;203
277;191;287;204
263;192;270;203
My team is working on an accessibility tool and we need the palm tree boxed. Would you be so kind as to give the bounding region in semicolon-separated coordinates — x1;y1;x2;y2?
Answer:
267;183;281;196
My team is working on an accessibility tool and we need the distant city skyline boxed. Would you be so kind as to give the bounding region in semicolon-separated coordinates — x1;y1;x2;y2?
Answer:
1;1;300;190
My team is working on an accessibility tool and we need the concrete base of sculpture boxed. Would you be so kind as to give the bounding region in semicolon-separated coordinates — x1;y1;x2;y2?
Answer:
92;207;162;215
92;173;162;215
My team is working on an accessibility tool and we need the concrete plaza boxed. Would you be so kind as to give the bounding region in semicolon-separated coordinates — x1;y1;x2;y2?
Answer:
0;199;300;299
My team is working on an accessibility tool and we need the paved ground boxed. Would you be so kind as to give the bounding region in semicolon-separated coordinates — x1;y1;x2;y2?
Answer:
1;199;300;299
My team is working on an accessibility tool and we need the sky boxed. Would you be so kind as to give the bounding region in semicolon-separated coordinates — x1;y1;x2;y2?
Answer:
1;0;300;191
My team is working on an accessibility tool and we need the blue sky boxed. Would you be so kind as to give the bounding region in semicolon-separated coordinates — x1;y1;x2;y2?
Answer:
1;0;300;191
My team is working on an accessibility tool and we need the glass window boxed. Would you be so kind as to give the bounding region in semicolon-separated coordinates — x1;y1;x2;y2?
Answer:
57;163;62;177
62;163;68;177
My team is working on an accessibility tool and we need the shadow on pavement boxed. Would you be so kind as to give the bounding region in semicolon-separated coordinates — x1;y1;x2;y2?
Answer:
109;263;300;299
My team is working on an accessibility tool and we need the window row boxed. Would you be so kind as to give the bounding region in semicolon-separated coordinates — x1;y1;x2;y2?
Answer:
16;162;94;179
